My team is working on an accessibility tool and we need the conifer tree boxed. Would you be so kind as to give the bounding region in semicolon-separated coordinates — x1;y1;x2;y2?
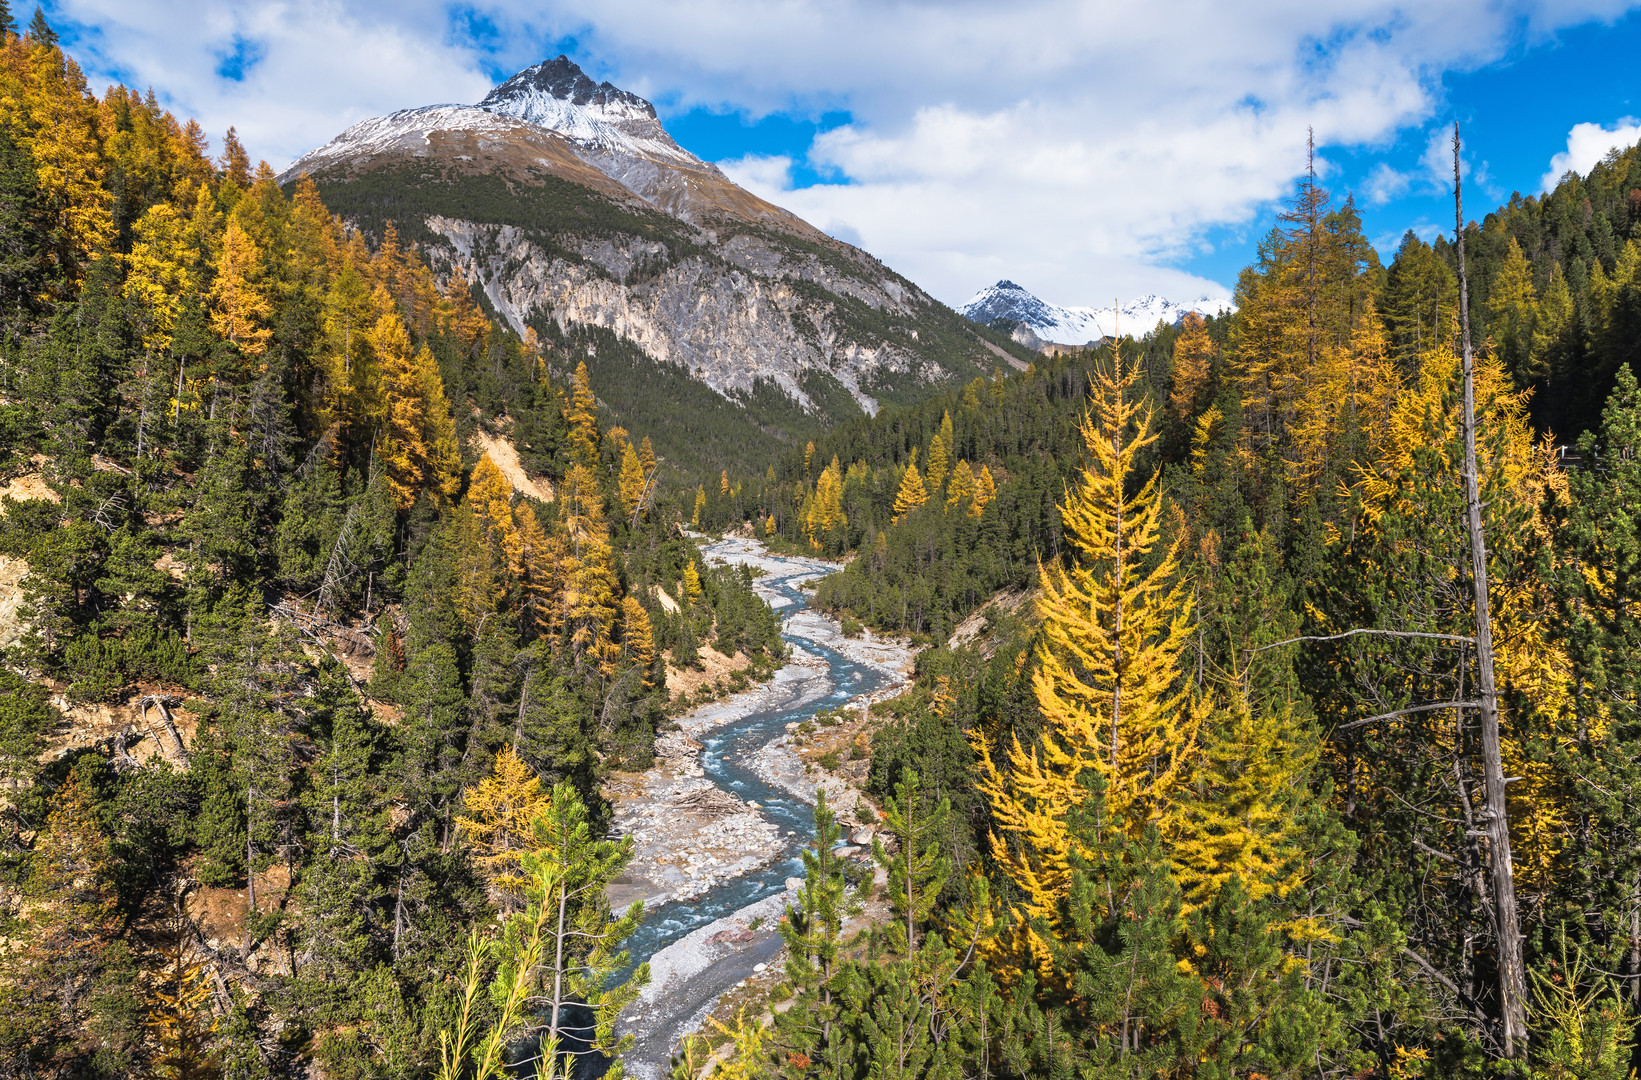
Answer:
691;484;705;528
973;464;996;518
1171;701;1319;908
466;452;518;567
376;310;458;508
682;558;703;604
620;596;656;688
775;789;859;1075
944;459;976;513
1488;237;1542;386
209;216;272;365
521;781;649;1066
1169;311;1216;419
456;746;549;914
564;361;599;467
802;456;846;550
618;440;647;520
926;412;953;493
975;349;1203;971
145;909;220;1080
892;455;928;523
0;773;120;1066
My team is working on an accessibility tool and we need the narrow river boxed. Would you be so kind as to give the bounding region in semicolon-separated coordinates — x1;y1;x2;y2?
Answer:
616;538;898;1077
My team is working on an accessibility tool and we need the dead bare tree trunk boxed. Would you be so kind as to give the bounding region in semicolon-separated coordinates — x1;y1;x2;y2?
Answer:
1453;123;1527;1058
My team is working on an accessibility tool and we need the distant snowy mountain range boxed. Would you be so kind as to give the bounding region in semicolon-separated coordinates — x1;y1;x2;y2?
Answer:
960;280;1233;346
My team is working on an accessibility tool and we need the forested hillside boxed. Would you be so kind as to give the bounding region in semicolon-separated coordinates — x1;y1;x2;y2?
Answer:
0;14;783;1076
692;143;1641;1078
7;3;1641;1077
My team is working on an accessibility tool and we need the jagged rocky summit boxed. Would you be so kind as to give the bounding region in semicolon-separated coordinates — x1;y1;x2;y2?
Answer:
960;279;1233;350
281;57;1027;473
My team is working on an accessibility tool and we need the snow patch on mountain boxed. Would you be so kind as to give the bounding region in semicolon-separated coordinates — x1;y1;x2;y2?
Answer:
282;56;706;183
283;106;526;174
961;280;1233;344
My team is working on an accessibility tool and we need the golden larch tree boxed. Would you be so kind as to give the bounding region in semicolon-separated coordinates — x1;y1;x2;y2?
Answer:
621;596;656;688
974;349;1204;973
209;215;272;364
891;453;928;523
973;465;997;518
564;361;600;466
456;746;549;913
1168;312;1216;419
618;441;648;520
945;459;976;513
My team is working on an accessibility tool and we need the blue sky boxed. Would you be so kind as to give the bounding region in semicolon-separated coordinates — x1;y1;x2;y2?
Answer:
1176;9;1641;287
46;0;1641;308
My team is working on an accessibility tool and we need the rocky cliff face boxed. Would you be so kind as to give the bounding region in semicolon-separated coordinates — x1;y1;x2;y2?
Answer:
424;216;959;415
281;57;1028;453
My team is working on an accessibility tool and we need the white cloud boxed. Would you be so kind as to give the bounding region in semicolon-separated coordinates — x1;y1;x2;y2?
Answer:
717;153;794;194
1363;162;1412;206
51;0;1641;306
1541;118;1641;192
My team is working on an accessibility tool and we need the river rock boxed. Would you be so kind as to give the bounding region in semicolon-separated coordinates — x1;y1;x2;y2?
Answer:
833;845;861;858
850;826;875;845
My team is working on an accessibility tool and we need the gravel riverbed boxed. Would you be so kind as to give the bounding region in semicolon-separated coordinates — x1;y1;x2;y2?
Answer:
608;538;917;1080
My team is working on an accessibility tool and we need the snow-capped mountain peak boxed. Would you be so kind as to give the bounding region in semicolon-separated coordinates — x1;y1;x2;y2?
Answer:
480;56;656;124
961;280;1233;345
476;55;696;165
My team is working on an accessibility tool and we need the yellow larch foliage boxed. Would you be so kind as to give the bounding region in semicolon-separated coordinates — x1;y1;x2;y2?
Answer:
891;454;928;523
682;559;703;603
945;459;977;513
618;441;648;520
720;469;730;496
621;596;656;689
1172;702;1318;911
145;926;219;1080
558;464;622;675
123;203;198;354
513;502;562;637
456;746;549;913
639;436;656;478
375;310;459;508
974;349;1204;975
564;361;600;467
801;456;846;549
927;411;954;492
6;34;114;272
973;465;997;518
765;514;776;537
1168;312;1216;419
209;216;272;363
1344;343;1574;895
320;260;375;428
692;485;706;528
466;453;518;564
804;440;815;475
1284;295;1398;494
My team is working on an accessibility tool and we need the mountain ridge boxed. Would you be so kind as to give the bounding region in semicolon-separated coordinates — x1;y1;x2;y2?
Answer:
279;56;1033;476
961;279;1233;347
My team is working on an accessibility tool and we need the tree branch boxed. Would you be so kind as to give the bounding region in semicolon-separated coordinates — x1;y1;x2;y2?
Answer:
1336;701;1481;732
1252;628;1474;653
